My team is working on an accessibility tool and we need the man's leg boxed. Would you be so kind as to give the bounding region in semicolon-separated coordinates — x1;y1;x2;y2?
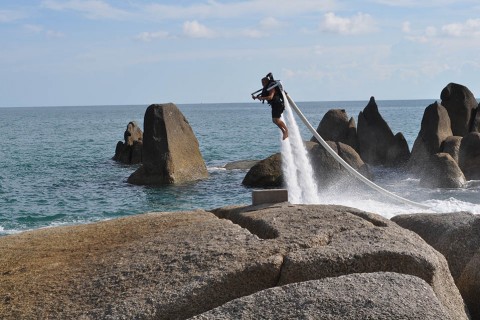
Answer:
273;118;289;140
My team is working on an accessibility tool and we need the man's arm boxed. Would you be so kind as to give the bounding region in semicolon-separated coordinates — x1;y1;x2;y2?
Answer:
258;88;275;101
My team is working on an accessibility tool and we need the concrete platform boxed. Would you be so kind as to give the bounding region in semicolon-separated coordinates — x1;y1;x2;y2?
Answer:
252;189;289;205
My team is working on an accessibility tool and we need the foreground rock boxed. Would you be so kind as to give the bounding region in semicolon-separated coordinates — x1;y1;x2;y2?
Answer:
458;251;480;320
213;204;468;320
113;121;143;164
128;103;208;185
392;212;480;319
193;273;452;320
0;211;281;319
0;205;469;319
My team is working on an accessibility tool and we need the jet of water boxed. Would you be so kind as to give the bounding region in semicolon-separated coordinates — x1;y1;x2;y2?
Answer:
281;93;320;204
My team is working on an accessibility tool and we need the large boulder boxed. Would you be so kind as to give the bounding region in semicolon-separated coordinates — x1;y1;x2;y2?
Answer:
193;273;452;320
392;212;480;319
0;204;469;319
311;109;358;151
408;101;452;174
307;141;345;187
357;97;410;167
419;153;466;188
392;212;480;281
242;141;371;189
336;141;370;178
213;204;469;320
112;121;143;164
459;132;480;180
440;82;478;136
308;141;372;187
0;211;282;320
128;103;208;185
242;153;282;187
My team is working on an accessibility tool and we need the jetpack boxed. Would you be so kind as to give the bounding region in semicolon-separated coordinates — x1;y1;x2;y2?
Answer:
251;72;284;100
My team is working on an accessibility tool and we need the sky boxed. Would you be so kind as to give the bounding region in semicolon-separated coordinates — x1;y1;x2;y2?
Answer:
1;0;480;107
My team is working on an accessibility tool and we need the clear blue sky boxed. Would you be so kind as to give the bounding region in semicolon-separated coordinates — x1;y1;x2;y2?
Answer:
1;0;479;107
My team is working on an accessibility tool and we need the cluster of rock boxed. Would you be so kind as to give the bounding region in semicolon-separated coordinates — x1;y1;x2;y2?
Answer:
409;83;480;187
244;83;480;189
113;103;208;185
0;204;472;319
112;121;143;164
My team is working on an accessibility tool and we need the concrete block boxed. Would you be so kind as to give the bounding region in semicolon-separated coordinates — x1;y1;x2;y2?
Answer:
252;189;288;205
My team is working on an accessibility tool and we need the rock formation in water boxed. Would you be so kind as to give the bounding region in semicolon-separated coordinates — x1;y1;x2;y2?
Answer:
242;141;370;189
419;153;466;188
407;101;453;175
310;108;358;151
128;103;208;185
440;82;478;136
357;97;410;167
459;132;480;180
113;121;143;164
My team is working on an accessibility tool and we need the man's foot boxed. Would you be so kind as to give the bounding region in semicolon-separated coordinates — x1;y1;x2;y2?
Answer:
282;130;289;140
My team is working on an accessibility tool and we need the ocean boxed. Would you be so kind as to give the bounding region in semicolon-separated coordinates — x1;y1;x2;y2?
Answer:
1;99;479;235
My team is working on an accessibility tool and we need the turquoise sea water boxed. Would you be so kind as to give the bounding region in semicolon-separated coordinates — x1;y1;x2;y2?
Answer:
1;100;479;235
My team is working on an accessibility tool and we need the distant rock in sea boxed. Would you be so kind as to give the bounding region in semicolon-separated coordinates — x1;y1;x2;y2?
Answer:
440;82;478;136
357;96;410;167
112;121;143;164
128;103;208;185
310;108;359;152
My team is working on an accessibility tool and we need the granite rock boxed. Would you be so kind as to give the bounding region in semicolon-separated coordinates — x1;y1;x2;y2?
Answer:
392;212;480;319
128;103;208;185
192;273;452;320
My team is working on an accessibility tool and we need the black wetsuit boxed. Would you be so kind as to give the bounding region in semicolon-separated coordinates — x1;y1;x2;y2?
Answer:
262;82;285;119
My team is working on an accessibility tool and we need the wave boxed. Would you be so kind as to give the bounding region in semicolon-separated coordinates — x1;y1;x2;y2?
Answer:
425;198;480;214
207;166;227;172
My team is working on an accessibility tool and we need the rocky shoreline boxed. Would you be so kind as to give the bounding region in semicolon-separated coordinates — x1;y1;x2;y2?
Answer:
3;83;478;319
0;203;476;319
